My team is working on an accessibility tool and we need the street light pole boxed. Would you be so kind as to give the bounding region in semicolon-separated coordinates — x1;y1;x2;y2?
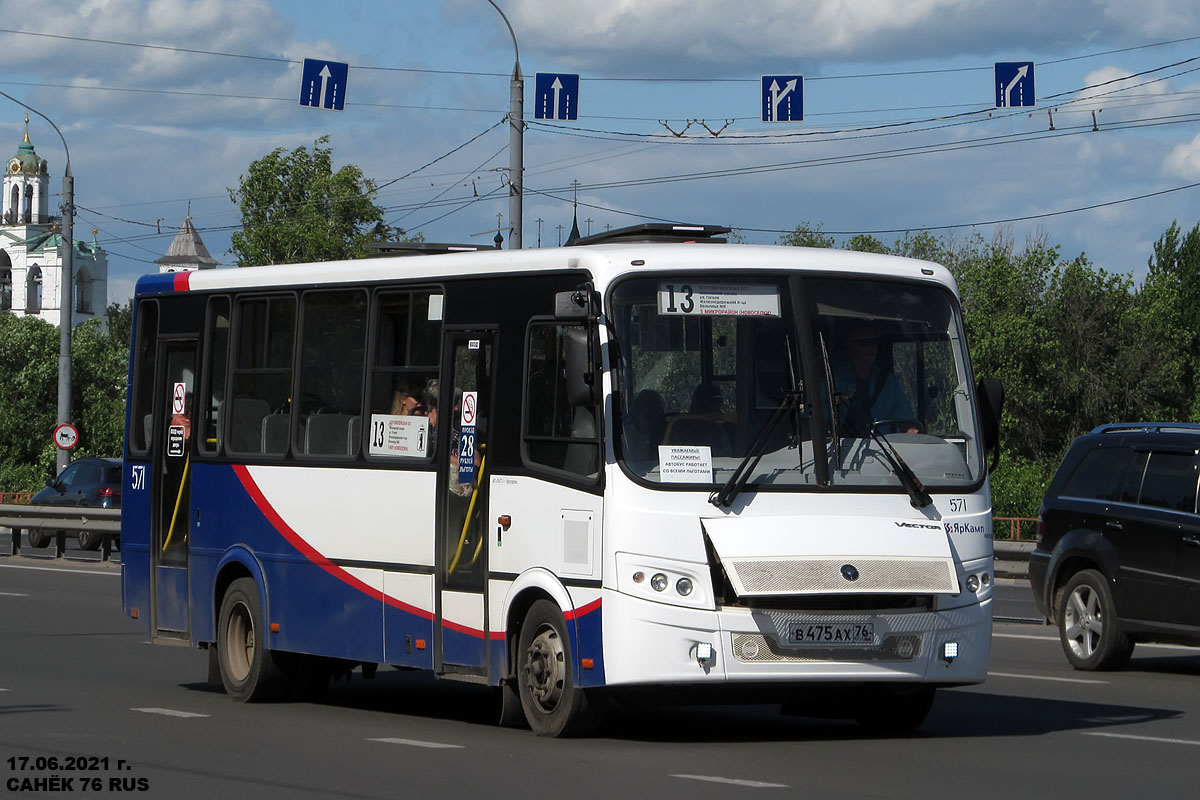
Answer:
1;92;74;473
487;0;522;249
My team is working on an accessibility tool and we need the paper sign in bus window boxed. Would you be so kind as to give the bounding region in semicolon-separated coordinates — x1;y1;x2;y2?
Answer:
658;445;713;483
658;283;780;317
368;414;429;458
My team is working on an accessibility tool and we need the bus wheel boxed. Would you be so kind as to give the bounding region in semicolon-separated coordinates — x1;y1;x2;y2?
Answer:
517;600;603;737
854;685;936;734
217;578;285;702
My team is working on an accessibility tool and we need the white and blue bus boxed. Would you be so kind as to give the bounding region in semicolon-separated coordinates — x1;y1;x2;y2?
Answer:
121;224;1003;736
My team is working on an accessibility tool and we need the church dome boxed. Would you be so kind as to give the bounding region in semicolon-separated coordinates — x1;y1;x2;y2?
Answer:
8;120;48;176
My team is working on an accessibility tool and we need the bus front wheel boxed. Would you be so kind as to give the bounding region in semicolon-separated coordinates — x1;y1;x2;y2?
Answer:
217;578;286;702
517;600;603;737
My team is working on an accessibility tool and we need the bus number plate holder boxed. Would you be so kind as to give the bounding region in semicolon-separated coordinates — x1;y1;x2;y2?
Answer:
789;622;875;646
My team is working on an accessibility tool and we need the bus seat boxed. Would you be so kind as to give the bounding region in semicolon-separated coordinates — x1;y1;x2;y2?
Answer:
304;413;355;456
230;398;271;452
348;415;362;455
143;414;153;446
261;413;290;454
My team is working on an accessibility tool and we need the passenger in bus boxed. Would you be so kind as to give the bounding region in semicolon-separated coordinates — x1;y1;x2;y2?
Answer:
624;388;667;460
832;320;917;435
390;382;421;416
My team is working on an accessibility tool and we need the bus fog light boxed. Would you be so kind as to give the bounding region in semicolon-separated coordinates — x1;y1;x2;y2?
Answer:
966;574;980;593
695;642;714;663
942;641;959;662
632;571;645;584
980;572;991;586
650;573;668;592
676;577;694;596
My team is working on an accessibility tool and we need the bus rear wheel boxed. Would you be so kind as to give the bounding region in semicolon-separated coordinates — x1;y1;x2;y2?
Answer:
217;578;286;702
517;600;603;737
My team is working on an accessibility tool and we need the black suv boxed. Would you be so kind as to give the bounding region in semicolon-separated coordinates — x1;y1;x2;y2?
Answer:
1030;423;1200;670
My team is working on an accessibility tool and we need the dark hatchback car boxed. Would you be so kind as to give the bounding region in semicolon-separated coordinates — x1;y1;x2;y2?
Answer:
29;457;123;550
1030;423;1200;670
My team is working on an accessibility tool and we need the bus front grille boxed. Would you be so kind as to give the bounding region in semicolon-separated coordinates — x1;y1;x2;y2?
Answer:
731;633;924;663
723;557;957;596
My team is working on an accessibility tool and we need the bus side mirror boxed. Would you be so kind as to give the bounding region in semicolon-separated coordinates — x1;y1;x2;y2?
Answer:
976;377;1005;471
563;326;595;406
555;289;599;319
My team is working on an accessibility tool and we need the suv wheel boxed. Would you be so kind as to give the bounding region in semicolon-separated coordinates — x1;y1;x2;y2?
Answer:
1057;569;1133;671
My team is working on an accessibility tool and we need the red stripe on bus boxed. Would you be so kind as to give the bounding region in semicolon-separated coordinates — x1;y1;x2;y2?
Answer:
173;272;191;292
564;598;601;620
231;465;433;620
442;618;486;638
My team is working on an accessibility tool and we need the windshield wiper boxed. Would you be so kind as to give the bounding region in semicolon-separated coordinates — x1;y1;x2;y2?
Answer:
709;389;803;508
817;332;845;468
868;422;932;509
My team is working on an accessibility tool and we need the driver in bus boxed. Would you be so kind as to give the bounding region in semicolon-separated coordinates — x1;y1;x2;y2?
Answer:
832;320;918;436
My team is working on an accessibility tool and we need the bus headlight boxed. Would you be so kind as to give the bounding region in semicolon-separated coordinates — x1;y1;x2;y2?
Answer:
965;574;980;593
615;552;713;609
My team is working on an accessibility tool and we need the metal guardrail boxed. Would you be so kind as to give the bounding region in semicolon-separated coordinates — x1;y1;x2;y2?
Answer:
0;504;121;561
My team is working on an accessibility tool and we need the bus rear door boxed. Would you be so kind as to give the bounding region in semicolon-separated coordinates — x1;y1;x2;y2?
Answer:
151;339;196;640
436;330;495;677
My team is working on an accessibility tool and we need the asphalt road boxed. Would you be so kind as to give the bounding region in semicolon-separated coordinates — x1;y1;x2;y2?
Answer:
2;557;1198;799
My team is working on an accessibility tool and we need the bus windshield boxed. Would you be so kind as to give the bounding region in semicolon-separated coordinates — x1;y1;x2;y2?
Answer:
610;273;984;491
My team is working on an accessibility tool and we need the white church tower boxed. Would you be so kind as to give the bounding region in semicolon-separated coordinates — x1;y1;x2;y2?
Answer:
0;115;108;329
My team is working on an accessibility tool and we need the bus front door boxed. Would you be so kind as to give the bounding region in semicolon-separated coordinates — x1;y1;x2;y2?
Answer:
151;340;196;639
436;330;495;677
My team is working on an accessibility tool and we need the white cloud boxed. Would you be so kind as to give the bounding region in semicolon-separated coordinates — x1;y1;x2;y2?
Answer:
1163;132;1200;179
496;0;1200;72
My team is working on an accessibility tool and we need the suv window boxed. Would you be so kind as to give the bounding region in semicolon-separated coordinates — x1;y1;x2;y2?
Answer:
1137;451;1199;513
1062;446;1133;501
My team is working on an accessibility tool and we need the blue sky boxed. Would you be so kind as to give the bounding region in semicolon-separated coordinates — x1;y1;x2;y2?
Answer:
1;0;1198;303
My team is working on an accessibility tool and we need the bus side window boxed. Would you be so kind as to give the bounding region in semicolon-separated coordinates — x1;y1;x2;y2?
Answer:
227;295;296;457
366;288;442;462
523;322;600;480
128;300;159;456
197;296;230;455
295;289;367;458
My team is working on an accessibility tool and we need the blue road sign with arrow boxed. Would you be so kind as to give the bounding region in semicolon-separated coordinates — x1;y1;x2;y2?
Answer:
761;75;803;122
995;62;1035;108
534;73;580;121
299;58;349;111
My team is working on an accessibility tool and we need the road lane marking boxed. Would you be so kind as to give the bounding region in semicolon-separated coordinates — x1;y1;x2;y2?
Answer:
988;671;1108;684
368;737;463;749
0;591;30;596
132;708;209;718
672;775;789;788
0;563;119;576
994;632;1200;652
1083;732;1200;747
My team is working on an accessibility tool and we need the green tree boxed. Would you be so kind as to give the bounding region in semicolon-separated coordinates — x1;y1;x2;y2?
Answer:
229;136;395;266
0;315;59;489
844;233;888;253
779;222;834;248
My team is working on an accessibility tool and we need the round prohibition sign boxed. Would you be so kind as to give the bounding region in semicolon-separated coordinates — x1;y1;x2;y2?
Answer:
53;422;79;450
461;392;477;426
